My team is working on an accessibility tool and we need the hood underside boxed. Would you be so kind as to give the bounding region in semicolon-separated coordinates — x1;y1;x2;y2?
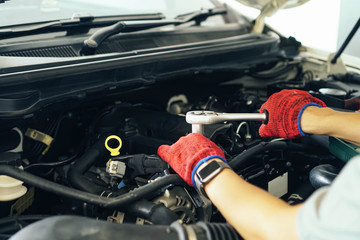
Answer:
235;0;310;33
236;0;309;10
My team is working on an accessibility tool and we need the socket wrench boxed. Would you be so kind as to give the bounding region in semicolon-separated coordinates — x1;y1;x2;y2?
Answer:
186;110;268;135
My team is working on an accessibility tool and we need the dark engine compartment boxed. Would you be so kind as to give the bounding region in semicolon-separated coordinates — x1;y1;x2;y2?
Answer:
1;68;360;239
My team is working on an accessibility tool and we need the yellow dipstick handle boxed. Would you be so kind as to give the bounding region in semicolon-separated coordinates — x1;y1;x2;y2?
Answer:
105;135;122;156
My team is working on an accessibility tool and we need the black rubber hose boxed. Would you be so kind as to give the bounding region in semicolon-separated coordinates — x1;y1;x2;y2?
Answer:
0;165;184;208
171;221;241;240
24;154;78;171
11;216;241;240
248;64;297;80
127;200;179;225
196;222;241;240
309;164;339;189
67;136;108;194
229;141;307;171
0;215;49;235
10;216;179;240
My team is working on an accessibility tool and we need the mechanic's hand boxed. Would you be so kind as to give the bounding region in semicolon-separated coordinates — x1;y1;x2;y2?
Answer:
157;133;226;187
259;89;326;139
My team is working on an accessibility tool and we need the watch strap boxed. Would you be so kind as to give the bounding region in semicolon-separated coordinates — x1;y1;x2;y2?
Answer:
191;155;226;188
194;160;230;198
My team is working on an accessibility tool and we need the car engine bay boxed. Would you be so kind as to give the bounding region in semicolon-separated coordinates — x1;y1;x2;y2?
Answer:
1;66;360;239
0;4;360;238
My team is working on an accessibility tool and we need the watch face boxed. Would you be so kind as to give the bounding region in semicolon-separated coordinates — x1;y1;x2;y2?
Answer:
198;161;220;179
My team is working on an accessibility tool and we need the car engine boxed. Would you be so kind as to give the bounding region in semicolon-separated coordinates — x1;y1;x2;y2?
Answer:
1;65;360;239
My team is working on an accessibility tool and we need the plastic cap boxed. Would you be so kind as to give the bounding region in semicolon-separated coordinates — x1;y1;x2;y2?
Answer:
105;135;122;157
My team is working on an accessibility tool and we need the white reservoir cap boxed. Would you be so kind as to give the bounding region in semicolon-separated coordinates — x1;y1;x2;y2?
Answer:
0;175;27;201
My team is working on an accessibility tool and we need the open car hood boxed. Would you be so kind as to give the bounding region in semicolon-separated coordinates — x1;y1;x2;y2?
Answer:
236;0;309;32
236;0;309;10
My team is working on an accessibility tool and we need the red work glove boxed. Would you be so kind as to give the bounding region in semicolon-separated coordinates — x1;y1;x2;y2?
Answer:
157;133;226;187
259;89;326;139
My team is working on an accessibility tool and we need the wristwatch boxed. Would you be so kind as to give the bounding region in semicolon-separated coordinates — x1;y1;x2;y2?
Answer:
194;160;230;197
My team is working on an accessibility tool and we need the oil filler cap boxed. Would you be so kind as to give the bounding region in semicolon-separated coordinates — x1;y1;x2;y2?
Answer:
105;135;122;157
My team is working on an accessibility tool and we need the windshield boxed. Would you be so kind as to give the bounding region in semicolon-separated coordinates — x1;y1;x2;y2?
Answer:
0;0;215;27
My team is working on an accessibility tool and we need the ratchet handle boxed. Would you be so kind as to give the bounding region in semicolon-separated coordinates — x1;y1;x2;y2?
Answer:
186;110;268;135
186;111;268;125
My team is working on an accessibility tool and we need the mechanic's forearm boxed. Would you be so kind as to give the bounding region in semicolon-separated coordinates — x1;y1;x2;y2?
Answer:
204;167;301;240
301;106;360;145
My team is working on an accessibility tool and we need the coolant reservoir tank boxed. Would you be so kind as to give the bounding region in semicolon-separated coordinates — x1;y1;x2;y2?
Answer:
0;152;27;201
0;175;27;201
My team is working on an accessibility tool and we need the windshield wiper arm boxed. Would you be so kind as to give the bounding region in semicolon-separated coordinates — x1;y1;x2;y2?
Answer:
0;13;165;38
80;7;227;55
80;20;179;55
174;7;227;25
